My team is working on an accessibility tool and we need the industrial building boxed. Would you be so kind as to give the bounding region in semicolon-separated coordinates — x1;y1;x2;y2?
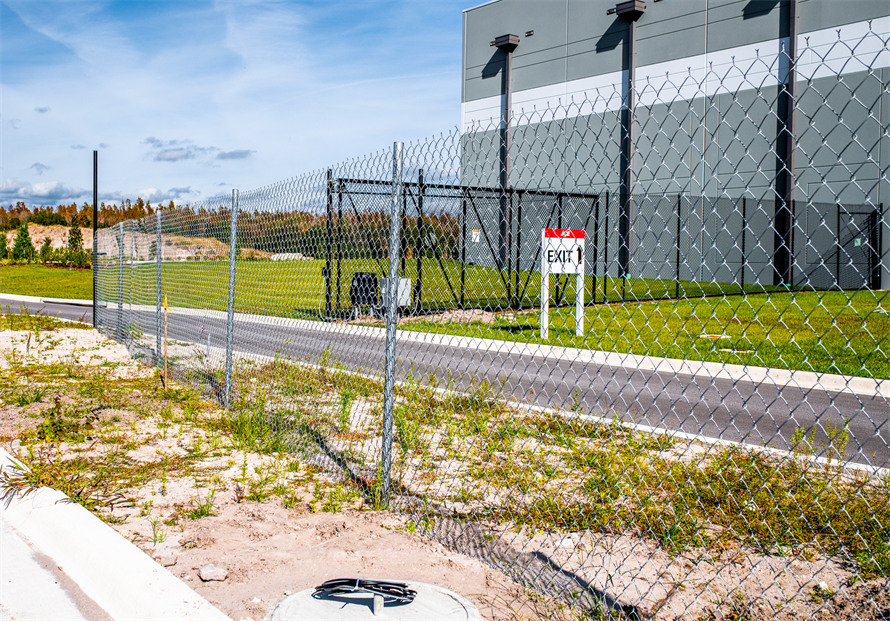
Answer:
459;0;888;294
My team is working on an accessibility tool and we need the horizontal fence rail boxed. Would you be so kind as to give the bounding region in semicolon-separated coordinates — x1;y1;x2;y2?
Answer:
97;27;889;620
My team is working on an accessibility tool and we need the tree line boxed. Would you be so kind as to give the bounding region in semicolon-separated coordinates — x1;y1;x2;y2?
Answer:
0;198;173;231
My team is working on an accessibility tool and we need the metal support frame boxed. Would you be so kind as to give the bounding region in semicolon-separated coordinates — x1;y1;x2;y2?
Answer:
773;0;798;286
616;5;642;283
493;34;519;274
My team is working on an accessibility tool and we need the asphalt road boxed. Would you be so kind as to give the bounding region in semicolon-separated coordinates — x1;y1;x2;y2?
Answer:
5;296;888;469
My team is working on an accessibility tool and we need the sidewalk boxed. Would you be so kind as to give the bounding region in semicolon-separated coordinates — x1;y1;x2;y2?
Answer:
0;450;231;621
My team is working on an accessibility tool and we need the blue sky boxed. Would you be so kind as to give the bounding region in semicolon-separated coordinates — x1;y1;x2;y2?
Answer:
1;0;472;207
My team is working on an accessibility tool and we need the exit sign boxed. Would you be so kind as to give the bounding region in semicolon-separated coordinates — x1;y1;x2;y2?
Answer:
540;228;585;340
542;228;584;274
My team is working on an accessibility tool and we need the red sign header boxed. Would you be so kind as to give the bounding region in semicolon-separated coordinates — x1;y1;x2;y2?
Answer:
543;228;584;239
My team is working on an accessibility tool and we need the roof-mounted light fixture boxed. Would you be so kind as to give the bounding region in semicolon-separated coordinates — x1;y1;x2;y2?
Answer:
607;0;646;20
490;33;520;52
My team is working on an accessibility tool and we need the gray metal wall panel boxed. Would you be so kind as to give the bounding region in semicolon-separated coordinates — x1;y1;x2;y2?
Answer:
566;113;622;190
565;0;623;81
464;0;890;104
798;0;890;33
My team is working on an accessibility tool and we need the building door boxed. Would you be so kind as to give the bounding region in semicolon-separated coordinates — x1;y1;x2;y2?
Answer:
837;209;879;290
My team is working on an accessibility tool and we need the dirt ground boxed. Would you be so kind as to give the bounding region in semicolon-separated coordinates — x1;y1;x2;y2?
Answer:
2;321;888;621
0;323;570;621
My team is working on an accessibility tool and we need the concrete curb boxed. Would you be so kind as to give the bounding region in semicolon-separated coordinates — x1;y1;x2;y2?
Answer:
11;294;888;397
0;450;231;621
107;300;888;399
42;297;93;306
0;293;93;307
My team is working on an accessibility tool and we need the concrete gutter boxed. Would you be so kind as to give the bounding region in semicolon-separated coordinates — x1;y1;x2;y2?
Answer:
0;450;231;621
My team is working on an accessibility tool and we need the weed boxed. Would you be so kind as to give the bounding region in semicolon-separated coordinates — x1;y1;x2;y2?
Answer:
394;404;422;454
185;489;217;519
211;407;289;454
320;481;359;512
338;389;354;433
149;515;166;544
12;384;47;406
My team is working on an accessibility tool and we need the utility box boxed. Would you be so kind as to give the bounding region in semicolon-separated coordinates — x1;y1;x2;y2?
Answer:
350;272;379;307
382;277;412;308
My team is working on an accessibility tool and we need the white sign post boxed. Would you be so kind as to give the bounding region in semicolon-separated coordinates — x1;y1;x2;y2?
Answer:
540;228;585;340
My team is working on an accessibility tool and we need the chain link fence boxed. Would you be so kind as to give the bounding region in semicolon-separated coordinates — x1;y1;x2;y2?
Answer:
96;26;889;620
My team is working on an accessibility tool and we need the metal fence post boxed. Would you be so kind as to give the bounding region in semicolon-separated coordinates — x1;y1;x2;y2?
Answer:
460;195;467;309
156;208;163;363
381;141;404;507
325;170;333;319
675;193;682;299
592;194;600;304
603;190;610;303
740;197;747;292
92;150;98;328
116;222;124;341
415;169;424;312
224;189;239;409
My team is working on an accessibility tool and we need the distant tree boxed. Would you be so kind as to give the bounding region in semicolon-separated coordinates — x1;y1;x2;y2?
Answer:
0;232;7;260
11;224;36;262
39;237;53;263
28;209;66;226
68;216;83;252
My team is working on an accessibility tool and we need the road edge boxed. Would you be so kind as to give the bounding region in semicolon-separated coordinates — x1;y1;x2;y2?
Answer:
0;449;232;621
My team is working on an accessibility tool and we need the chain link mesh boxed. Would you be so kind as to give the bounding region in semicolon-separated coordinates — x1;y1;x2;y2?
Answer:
96;28;889;619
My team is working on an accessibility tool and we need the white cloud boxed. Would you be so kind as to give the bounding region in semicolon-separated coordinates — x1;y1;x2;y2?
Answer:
0;179;87;203
1;0;465;208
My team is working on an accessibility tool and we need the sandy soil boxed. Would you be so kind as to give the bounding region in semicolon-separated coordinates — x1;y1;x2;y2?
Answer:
4;224;93;251
2;324;888;621
0;326;569;621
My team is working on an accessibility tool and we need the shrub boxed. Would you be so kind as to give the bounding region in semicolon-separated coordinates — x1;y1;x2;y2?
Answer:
0;233;7;260
39;237;53;263
67;249;91;268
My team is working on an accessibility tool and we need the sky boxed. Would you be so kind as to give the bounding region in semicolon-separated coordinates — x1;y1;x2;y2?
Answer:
0;0;473;208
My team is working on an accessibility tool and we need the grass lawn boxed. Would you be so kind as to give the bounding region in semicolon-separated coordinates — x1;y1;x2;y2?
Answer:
0;264;93;299
404;291;890;380
95;259;890;379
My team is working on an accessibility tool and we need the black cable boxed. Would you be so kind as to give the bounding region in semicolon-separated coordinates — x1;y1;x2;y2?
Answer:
314;578;417;605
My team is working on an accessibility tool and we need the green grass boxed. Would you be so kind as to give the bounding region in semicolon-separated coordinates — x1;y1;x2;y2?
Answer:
407;290;890;379
96;259;889;378
0;264;92;299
